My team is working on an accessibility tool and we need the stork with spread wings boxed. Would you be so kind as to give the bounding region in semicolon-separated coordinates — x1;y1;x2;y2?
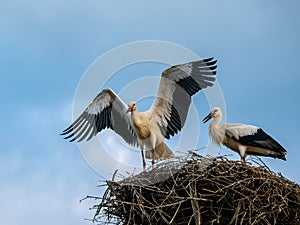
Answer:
61;57;217;169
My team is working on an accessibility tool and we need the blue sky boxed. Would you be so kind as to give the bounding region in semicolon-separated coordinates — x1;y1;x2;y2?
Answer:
1;1;300;224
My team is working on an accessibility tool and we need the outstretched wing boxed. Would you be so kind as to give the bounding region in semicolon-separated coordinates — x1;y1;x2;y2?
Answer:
61;88;138;146
149;57;217;139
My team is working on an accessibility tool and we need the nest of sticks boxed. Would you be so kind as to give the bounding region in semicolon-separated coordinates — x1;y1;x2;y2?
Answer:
84;152;300;225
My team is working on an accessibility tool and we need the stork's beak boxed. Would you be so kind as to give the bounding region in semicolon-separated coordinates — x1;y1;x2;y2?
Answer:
126;106;132;114
202;112;212;123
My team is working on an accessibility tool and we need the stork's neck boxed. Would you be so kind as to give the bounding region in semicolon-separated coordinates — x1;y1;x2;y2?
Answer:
130;110;139;124
210;116;222;128
209;116;223;145
130;109;137;117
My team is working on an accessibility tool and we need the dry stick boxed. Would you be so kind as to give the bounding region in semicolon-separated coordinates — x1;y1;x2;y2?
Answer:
79;195;101;203
169;202;182;224
228;200;242;225
189;177;201;225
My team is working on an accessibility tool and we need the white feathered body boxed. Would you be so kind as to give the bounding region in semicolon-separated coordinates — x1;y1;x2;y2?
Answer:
210;122;256;155
131;110;174;160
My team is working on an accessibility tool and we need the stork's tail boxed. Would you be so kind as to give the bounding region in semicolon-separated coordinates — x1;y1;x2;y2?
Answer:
145;142;174;160
275;150;287;161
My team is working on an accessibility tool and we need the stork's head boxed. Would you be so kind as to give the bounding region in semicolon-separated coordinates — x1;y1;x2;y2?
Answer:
202;107;222;123
126;101;137;113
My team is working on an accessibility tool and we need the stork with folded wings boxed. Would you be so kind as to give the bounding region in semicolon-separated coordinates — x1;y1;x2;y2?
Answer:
203;107;287;163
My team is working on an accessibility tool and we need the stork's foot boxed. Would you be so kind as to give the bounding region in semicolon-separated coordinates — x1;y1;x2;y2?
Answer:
151;159;155;168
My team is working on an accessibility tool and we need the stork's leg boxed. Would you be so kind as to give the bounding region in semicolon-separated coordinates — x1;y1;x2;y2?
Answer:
140;146;146;170
151;148;155;168
238;145;247;164
241;155;246;164
150;133;156;168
